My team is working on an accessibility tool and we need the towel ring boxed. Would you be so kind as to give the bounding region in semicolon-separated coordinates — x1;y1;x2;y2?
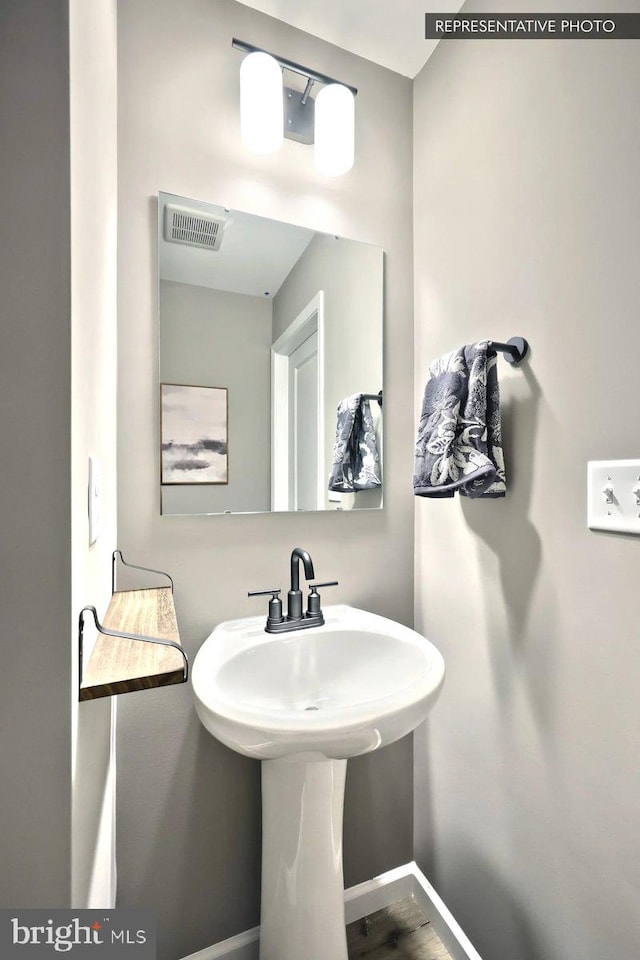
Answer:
487;337;529;365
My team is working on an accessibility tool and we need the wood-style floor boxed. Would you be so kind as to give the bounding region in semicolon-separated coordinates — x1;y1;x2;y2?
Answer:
346;896;453;960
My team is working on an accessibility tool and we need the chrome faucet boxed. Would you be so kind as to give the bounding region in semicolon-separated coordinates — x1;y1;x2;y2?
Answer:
248;547;338;633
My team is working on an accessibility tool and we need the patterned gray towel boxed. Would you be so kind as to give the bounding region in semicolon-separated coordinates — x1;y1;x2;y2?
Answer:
328;394;382;493
413;341;506;498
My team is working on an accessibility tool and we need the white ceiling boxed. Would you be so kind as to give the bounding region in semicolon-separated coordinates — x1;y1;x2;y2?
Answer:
159;193;315;297
234;0;465;78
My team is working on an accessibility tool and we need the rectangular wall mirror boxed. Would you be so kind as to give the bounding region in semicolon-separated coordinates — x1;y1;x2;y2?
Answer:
158;192;384;516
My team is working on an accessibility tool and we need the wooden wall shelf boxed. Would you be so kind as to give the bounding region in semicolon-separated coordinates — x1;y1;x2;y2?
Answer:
78;553;188;701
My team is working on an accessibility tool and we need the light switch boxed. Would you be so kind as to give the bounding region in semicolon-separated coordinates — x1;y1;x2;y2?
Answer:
587;459;640;534
88;456;102;545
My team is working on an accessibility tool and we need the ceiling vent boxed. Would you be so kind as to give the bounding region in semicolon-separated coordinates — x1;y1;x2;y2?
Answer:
164;204;227;251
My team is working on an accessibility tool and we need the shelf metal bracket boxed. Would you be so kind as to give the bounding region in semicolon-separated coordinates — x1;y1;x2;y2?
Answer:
112;549;174;595
78;606;189;696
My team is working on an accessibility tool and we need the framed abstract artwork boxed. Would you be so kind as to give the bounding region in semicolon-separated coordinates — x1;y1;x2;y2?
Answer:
161;383;228;484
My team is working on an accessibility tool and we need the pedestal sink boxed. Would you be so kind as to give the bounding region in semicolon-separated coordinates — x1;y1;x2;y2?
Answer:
192;604;445;960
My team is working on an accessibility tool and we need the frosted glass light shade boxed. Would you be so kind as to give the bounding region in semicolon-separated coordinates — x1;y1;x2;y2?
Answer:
314;84;355;177
240;52;283;155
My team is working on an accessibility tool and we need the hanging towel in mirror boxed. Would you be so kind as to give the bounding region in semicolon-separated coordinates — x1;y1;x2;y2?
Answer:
413;341;506;498
328;394;382;493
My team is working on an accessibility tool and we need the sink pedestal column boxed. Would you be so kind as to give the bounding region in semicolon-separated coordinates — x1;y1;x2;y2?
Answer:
260;757;348;960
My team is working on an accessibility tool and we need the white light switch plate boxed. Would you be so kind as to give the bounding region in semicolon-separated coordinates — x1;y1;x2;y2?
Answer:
88;456;102;545
587;459;640;534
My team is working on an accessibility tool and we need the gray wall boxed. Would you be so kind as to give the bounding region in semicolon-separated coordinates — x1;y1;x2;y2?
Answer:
117;1;413;957
160;281;272;515
273;234;384;511
0;0;119;910
0;0;72;906
413;2;640;959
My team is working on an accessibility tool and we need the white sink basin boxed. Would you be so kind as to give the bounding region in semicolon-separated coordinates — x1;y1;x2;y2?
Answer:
193;603;445;960
192;604;445;760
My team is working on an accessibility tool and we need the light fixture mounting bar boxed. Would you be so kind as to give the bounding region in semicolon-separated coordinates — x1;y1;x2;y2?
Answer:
232;38;358;96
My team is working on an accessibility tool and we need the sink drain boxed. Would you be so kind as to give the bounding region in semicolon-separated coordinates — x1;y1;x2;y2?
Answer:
304;705;320;711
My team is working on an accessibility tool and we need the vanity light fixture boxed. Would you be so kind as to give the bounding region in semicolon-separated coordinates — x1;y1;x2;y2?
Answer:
314;83;355;177
240;50;284;155
232;38;357;176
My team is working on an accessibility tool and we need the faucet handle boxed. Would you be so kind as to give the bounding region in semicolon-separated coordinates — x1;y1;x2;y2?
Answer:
307;581;338;618
248;588;284;626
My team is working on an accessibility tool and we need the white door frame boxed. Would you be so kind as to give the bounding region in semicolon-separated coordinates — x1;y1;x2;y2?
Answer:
271;291;325;511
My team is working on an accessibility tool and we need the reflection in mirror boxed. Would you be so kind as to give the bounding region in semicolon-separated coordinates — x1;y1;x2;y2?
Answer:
158;192;383;515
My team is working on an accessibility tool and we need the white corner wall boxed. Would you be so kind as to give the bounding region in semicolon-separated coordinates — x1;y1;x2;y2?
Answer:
70;0;119;908
413;2;640;959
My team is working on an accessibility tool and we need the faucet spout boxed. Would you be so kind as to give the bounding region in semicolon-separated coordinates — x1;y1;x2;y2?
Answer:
290;547;315;593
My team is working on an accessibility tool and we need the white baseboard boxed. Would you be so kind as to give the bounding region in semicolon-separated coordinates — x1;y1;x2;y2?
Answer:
180;861;482;960
406;862;483;960
181;925;259;960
